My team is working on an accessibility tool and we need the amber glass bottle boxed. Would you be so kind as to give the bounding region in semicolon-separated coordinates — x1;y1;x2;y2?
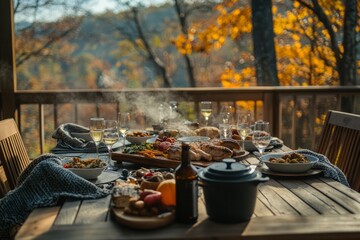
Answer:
175;143;198;223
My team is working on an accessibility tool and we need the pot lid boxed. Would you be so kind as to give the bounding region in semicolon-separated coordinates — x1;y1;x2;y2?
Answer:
200;159;257;182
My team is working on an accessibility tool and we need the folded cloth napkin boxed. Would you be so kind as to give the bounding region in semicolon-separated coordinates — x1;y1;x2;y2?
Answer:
294;149;350;187
0;154;109;238
270;137;283;149
52;123;108;153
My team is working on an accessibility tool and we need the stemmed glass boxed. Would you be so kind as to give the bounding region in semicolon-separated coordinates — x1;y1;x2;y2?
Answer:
103;120;119;171
89;117;105;160
252;120;271;166
200;101;212;126
237;113;251;151
220;105;234;124
118;112;131;151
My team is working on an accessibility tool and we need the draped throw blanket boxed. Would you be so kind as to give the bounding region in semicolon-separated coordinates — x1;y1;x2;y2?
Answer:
0;154;109;238
295;149;349;187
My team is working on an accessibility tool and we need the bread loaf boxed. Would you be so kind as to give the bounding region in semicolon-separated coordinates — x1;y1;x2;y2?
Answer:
112;180;140;208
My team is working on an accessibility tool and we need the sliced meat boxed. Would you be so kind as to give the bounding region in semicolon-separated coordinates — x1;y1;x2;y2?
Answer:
200;143;233;161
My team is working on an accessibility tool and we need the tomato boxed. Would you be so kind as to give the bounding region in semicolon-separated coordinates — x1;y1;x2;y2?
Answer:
63;163;70;168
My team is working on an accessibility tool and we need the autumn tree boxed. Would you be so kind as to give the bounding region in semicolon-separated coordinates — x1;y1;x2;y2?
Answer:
173;0;359;90
14;0;87;68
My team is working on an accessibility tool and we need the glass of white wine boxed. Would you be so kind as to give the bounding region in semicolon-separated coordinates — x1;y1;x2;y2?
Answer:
118;112;131;151
252;120;271;166
103;120;119;171
89;117;105;160
237;113;251;151
200;101;212;126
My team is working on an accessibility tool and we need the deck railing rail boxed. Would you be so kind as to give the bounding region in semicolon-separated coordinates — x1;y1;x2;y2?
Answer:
3;86;360;156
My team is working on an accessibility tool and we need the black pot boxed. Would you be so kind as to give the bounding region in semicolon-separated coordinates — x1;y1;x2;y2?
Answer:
198;159;268;223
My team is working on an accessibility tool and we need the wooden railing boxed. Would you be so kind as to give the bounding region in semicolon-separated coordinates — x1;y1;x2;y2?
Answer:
6;86;360;157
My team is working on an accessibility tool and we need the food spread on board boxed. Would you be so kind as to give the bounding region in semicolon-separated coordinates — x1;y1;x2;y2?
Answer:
121;126;247;164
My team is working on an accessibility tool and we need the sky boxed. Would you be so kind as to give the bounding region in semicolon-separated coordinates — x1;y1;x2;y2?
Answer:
14;0;168;23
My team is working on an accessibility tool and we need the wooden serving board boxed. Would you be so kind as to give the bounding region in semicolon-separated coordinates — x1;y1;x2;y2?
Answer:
112;208;175;230
112;151;213;168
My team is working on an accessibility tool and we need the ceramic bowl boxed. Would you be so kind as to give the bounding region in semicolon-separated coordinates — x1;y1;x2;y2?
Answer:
126;135;154;145
68;165;107;179
260;153;318;173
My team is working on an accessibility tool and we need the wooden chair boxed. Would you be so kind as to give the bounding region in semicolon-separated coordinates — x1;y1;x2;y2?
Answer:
317;110;360;191
0;118;30;190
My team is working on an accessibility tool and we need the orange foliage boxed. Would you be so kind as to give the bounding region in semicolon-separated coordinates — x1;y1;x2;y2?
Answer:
173;0;359;88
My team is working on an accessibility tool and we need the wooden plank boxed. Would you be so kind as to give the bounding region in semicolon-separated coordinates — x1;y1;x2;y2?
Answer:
34;214;360;240
277;179;349;215
253;198;274;217
319;177;360;204
54;198;81;225
266;179;318;215
15;206;60;240
304;178;360;214
257;181;299;216
75;195;112;224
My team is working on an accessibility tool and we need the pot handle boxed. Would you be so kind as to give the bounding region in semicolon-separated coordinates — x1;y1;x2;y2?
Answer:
257;176;269;183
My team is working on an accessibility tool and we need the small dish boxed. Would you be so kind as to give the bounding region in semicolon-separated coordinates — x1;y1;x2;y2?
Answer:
126;135;154;145
260;152;319;173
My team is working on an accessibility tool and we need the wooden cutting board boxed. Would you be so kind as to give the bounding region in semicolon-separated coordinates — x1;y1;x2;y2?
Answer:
112;208;175;230
112;151;213;168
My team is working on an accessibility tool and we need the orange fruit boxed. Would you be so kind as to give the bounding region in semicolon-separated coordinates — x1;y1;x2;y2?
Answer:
156;179;176;206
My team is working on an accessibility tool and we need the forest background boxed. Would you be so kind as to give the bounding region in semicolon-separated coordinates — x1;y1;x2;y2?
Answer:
13;0;360;156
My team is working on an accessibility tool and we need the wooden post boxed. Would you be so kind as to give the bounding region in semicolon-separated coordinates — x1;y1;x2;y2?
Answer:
0;0;17;120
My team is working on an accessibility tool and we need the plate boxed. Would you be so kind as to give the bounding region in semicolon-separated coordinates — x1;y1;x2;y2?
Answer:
112;208;175;229
232;151;250;160
178;136;210;143
260;168;322;177
260;153;319;173
244;140;274;152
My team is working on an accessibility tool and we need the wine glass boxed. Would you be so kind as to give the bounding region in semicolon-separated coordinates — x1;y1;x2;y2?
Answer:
200;101;212;126
103;120;119;171
89;117;105;160
252;120;271;166
118;112;131;151
220;105;234;124
237;113;251;151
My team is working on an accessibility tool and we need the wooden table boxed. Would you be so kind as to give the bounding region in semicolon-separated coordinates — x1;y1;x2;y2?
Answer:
15;146;360;240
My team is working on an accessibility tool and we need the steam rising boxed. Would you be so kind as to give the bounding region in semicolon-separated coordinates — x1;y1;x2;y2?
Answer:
116;92;188;129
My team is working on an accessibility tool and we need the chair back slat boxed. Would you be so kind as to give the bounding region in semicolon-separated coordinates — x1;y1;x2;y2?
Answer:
0;119;30;190
317;110;360;191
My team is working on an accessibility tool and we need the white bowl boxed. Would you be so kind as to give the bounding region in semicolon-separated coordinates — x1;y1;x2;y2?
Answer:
260;152;318;173
68;166;106;179
126;135;154;145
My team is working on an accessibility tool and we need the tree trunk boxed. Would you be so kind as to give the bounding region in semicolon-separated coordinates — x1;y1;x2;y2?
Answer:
251;0;279;86
132;8;172;88
340;0;358;112
340;0;358;86
174;0;197;87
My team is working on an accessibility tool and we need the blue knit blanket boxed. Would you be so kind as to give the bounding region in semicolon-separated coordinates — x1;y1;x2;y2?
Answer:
52;123;108;153
0;154;109;238
292;149;350;187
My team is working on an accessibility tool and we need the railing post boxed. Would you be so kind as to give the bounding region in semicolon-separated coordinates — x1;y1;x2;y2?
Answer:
0;0;17;120
263;92;276;135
